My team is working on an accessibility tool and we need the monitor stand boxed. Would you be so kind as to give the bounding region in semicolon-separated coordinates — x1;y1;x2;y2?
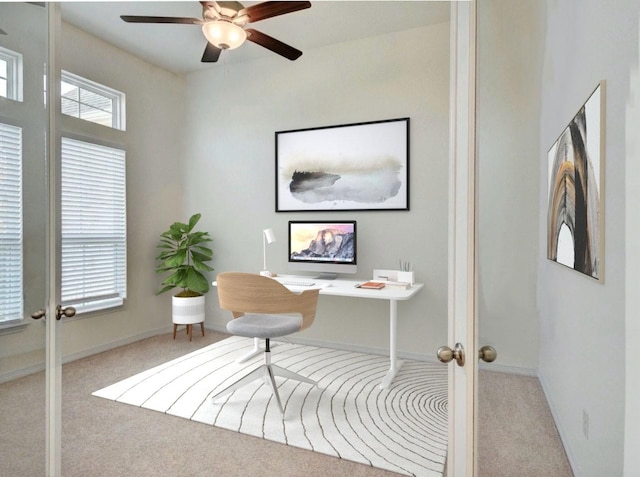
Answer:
314;272;338;280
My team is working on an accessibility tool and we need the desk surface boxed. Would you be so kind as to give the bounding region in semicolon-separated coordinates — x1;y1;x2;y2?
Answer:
272;276;423;301
212;275;423;300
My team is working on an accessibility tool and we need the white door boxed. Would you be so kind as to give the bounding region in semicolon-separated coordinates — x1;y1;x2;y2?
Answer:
0;4;67;475
0;2;50;475
44;4;66;474
444;3;477;476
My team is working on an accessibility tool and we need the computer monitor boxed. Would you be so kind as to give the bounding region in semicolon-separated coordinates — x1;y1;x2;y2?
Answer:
288;220;357;279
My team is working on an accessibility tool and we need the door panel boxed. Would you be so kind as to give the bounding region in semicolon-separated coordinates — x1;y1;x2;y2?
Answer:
446;3;476;476
0;2;50;475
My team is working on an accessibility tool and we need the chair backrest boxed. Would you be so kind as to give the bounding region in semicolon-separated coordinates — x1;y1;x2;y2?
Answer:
216;272;320;331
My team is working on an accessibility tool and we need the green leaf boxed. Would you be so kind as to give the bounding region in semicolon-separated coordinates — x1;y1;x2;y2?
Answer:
185;268;209;294
187;213;201;233
191;250;212;262
163;269;187;286
192;255;214;271
166;250;187;267
156;284;176;295
193;261;214;272
155;265;175;273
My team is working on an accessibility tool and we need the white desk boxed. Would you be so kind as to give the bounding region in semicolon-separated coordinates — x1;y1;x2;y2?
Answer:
213;276;424;389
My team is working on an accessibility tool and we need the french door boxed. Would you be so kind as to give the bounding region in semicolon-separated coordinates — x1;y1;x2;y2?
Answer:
2;3;493;476
0;3;64;476
0;2;61;476
445;3;477;476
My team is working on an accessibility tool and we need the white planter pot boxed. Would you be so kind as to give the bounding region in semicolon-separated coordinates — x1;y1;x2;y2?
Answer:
172;295;205;325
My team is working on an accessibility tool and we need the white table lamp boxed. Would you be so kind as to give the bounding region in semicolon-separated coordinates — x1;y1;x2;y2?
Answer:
260;228;276;277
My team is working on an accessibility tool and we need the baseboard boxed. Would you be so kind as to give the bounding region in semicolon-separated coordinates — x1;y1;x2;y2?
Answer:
284;335;442;363
208;322;441;363
479;361;538;377
281;336;538;376
0;325;174;384
0;362;46;384
538;372;580;476
61;326;173;365
2;323;538;383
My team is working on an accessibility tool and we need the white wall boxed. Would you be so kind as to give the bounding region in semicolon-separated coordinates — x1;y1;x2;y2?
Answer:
624;14;640;476
56;24;188;358
184;24;451;358
537;1;638;474
477;0;545;373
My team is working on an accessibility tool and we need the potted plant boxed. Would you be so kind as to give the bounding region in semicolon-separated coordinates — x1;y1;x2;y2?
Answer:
155;213;213;339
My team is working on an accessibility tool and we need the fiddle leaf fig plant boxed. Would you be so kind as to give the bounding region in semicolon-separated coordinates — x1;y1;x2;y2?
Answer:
155;213;214;297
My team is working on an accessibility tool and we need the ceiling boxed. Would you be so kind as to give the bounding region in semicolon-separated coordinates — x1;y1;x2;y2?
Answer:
61;1;450;75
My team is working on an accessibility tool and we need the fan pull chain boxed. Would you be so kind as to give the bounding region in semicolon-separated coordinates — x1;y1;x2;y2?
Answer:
222;53;230;78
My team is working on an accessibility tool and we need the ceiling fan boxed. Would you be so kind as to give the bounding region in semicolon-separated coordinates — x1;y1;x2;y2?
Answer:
121;1;311;63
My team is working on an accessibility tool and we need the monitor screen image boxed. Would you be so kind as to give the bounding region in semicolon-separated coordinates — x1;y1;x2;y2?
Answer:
288;221;357;278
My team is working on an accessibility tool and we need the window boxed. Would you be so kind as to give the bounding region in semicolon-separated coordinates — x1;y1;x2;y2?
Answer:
60;137;127;314
61;71;125;130
0;122;23;323
0;46;23;101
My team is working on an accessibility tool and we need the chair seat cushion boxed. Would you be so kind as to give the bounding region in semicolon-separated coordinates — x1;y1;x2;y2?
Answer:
227;314;302;339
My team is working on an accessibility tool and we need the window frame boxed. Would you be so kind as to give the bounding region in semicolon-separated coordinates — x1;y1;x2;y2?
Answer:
0;45;24;102
61;70;126;131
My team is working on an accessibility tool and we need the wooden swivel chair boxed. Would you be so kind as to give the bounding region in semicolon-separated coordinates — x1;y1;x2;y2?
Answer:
212;272;320;414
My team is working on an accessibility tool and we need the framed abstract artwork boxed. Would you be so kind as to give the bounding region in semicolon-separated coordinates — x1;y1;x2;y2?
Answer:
547;82;605;280
275;118;409;212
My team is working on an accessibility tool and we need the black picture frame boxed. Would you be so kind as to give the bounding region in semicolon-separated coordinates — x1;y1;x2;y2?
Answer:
275;117;410;212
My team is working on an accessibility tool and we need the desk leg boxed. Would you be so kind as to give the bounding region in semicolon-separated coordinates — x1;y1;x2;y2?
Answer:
380;299;403;389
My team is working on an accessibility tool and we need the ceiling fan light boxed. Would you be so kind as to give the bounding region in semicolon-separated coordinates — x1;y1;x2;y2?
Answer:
202;21;246;50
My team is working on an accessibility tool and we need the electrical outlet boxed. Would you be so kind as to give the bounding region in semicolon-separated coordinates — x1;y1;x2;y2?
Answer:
583;409;589;439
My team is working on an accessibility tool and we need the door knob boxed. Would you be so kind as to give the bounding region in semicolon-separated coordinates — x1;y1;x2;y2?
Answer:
56;305;76;320
31;309;46;319
479;345;497;363
437;343;465;367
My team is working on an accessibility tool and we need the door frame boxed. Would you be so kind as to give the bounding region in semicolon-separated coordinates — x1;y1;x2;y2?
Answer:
39;2;480;475
45;3;62;475
447;2;477;476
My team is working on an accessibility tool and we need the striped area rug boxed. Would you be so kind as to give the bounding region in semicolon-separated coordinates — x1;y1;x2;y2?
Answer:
92;336;448;476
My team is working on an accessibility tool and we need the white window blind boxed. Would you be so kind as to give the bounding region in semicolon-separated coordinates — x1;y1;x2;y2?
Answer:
61;137;126;314
0;122;23;323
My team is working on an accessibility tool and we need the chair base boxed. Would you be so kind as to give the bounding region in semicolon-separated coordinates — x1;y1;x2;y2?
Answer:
211;352;316;414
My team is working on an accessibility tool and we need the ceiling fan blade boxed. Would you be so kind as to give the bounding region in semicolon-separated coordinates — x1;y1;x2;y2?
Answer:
239;1;311;24
202;42;222;63
120;16;202;25
245;28;303;61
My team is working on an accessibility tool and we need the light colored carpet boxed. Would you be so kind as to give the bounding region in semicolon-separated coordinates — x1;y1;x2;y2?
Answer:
93;336;448;477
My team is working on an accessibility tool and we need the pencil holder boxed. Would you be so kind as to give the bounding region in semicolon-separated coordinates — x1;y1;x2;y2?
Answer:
397;271;415;285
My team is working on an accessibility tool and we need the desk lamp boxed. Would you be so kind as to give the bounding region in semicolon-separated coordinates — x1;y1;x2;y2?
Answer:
260;228;276;277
